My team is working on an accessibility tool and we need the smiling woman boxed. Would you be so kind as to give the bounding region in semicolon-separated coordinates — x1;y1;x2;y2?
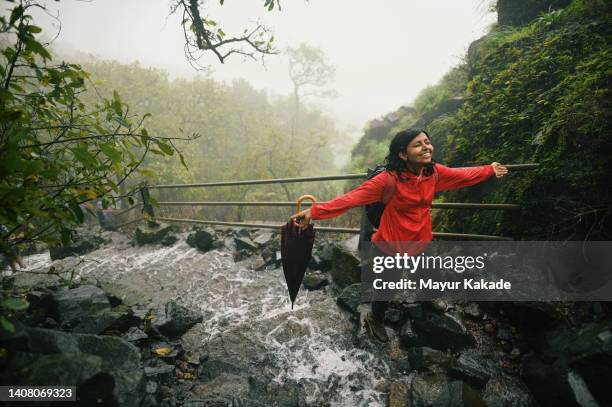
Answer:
289;127;508;342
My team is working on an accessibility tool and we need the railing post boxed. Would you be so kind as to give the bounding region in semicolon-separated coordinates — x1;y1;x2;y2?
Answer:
140;183;157;227
358;168;375;251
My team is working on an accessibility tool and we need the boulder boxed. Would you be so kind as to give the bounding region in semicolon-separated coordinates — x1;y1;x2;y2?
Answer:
302;273;329;291
134;225;174;246
407;347;451;372
252;231;274;247
187;229;215;252
52;285;112;332
482;375;536;407
49;234;105;260
330;245;360;289
13;327;146;406
523;322;612;406
432;381;485;407
336;283;362;314
413;312;476;352
234;236;258;252
448;349;500;388
148;300;203;339
409;372;449;407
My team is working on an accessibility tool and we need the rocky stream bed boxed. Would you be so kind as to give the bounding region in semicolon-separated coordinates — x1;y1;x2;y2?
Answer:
1;224;610;406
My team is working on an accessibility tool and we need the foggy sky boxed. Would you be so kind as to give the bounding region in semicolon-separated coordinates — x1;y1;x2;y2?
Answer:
22;0;496;136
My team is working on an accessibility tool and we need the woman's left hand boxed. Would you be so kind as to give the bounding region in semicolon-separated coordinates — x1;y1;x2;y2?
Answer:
491;162;508;178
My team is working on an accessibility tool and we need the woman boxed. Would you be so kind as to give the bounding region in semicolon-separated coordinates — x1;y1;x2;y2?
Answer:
290;128;508;342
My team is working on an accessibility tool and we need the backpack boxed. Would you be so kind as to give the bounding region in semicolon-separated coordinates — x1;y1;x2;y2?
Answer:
364;165;397;229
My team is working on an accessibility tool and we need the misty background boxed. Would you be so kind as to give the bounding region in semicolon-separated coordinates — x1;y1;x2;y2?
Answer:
29;0;496;145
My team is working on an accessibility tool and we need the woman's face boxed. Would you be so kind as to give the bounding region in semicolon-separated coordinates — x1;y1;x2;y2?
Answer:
399;132;433;165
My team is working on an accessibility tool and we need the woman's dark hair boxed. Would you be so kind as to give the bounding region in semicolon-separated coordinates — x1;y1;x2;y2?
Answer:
384;128;434;180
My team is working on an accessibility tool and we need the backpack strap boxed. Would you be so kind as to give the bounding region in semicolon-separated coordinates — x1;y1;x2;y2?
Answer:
381;171;397;204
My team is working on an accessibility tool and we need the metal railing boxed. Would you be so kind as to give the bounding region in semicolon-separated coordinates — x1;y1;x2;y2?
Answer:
113;163;538;241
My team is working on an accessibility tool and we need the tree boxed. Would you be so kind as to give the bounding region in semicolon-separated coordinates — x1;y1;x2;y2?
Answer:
286;43;336;142
171;0;280;68
0;1;185;252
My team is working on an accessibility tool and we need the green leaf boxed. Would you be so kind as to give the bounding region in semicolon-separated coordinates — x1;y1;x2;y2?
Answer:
156;142;174;156
71;146;98;167
179;153;188;169
24;38;52;61
1;297;29;311
25;25;42;33
99;142;122;163
9;5;24;26
0;316;15;333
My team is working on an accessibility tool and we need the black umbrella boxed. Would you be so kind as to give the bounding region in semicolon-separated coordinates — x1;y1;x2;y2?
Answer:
281;195;316;309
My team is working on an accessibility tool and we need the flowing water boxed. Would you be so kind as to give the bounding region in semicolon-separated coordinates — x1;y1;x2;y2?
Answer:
17;231;392;406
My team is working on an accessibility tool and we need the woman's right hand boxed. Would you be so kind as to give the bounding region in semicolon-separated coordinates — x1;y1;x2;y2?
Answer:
290;208;312;230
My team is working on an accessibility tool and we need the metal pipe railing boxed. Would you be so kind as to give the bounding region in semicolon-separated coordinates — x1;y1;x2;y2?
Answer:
156;201;519;210
148;163;539;189
115;203;143;216
152;217;513;241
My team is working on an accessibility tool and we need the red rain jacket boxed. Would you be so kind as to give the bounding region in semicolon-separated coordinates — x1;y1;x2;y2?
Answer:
310;163;495;243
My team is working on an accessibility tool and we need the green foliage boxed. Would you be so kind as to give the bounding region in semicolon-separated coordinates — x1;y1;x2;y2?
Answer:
0;2;179;249
438;0;612;239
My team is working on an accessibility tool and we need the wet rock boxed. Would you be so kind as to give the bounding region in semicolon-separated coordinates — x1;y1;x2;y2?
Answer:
52;284;111;332
160;234;178;246
144;362;175;384
413;312;476;352
97;280;151;307
148;300;203;339
15;327;146;406
123;326;148;343
482;375;536;407
496;326;513;341
567;370;600;407
234;236;258;252
432;299;449;312
432;380;485;407
330;245;360;289
464;303;482;319
232;249;251;262
448;349;500;388
409;372;449;407
49;234;105;260
253;231;274;247
316;244;334;271
407;347;451;372
186;229;215;252
135;225;174;246
523;322;612;406
336;283;361;314
234;228;251;238
302;273;329;291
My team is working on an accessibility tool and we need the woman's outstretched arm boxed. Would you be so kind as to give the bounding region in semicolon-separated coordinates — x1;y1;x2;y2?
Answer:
290;171;390;229
435;162;507;192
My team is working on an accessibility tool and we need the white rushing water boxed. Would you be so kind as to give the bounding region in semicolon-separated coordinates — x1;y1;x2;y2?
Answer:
11;230;390;406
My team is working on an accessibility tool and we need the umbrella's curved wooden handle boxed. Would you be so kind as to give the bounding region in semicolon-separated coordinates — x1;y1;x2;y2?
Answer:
296;195;317;213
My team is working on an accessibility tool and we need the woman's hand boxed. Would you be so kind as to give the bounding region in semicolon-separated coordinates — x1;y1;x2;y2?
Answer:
290;208;312;230
491;162;508;178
